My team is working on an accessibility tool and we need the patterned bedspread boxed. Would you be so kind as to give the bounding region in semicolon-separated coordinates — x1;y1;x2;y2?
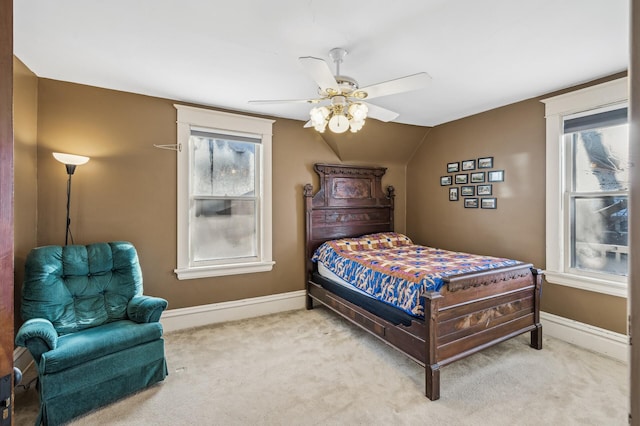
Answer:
312;232;521;318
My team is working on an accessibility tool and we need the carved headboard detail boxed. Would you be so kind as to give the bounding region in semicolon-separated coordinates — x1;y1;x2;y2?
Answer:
304;163;395;270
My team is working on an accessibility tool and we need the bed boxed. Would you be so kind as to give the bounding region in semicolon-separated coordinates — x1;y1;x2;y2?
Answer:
304;163;543;400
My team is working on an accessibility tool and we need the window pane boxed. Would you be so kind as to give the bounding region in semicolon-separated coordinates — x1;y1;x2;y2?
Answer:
572;124;629;192
190;199;257;262
190;135;256;197
572;196;628;276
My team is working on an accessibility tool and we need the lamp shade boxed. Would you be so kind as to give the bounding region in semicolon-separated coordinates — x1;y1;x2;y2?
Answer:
53;152;90;166
328;115;349;133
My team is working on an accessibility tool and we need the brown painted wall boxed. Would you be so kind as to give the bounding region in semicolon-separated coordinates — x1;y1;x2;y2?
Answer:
13;57;38;331
406;88;627;334
17;66;629;333
407;99;546;264
34;78;409;309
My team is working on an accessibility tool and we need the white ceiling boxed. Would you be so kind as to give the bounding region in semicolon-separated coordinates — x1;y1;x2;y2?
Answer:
14;0;629;127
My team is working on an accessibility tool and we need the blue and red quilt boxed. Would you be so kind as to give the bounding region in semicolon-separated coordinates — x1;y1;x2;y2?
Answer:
312;232;521;318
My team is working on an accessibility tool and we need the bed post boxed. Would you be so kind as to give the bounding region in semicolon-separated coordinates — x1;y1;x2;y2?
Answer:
386;186;395;231
530;268;544;350
424;291;443;400
304;183;315;310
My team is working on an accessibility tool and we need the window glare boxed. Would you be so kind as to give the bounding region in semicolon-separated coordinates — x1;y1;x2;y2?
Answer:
571;196;628;276
571;124;629;193
191;136;256;197
191;199;257;261
568;123;629;277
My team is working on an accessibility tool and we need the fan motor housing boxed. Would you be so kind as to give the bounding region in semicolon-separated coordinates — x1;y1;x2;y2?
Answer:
320;75;364;98
335;75;358;91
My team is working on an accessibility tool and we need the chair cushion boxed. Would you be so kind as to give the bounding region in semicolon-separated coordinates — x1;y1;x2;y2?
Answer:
40;320;163;374
21;242;143;335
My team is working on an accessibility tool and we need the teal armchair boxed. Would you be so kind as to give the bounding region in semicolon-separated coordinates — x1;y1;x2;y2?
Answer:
15;242;168;425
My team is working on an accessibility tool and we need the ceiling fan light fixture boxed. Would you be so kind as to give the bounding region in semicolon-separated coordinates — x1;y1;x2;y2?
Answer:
310;102;369;134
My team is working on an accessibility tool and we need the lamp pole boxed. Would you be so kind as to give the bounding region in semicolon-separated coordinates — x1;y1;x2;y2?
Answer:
53;153;89;246
64;164;77;246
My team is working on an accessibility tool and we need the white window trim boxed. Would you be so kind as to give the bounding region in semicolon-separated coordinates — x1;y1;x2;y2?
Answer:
541;77;628;298
174;105;275;280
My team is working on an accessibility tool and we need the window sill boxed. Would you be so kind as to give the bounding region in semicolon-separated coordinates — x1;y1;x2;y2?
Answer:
174;261;275;280
544;270;627;298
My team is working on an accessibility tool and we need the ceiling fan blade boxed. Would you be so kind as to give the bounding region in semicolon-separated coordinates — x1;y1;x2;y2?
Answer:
355;72;431;100
363;102;400;122
299;56;339;93
248;98;323;105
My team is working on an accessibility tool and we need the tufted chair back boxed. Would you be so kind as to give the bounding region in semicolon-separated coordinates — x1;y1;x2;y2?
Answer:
21;241;144;335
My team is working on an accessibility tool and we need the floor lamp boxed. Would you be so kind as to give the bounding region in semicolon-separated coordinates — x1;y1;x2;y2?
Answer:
53;152;90;246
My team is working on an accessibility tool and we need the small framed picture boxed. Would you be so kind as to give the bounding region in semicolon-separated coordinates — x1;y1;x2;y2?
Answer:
481;198;497;209
462;159;476;171
488;170;504;182
455;174;468;184
478;157;494;169
460;185;475;196
464;198;479;208
440;176;452;186
449;187;459;201
470;172;485;183
447;162;459;173
477;184;492;196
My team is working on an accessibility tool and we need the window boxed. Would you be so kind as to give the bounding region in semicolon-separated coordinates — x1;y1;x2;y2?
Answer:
174;105;275;279
542;78;628;297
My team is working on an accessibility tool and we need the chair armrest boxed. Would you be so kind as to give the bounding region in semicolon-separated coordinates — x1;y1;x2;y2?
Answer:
127;296;168;323
15;318;58;363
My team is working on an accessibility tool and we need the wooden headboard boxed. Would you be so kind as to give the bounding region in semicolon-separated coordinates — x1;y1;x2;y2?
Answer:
303;163;395;271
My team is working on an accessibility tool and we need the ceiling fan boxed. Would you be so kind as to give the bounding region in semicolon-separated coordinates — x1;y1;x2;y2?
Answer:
249;48;431;134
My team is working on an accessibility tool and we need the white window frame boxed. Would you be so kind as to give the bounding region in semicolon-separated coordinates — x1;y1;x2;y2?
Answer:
542;77;628;297
174;105;275;280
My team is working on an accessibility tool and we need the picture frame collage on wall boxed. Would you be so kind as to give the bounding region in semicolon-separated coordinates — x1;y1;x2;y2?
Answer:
441;156;503;209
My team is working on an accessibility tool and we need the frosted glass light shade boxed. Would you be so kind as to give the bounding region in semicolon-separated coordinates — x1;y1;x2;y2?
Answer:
309;106;329;132
349;119;365;133
53;152;90;165
348;103;368;121
328;115;349;133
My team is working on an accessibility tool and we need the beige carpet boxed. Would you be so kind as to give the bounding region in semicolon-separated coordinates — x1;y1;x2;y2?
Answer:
14;307;628;425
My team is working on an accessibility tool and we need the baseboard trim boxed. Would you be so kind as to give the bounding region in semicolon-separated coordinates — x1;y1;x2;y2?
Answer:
13;303;628;370
540;311;628;363
161;290;307;333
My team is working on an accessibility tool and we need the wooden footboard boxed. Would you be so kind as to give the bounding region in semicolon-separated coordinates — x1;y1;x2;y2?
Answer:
423;265;543;400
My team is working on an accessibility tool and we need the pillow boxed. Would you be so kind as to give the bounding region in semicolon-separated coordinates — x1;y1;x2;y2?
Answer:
329;232;413;252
